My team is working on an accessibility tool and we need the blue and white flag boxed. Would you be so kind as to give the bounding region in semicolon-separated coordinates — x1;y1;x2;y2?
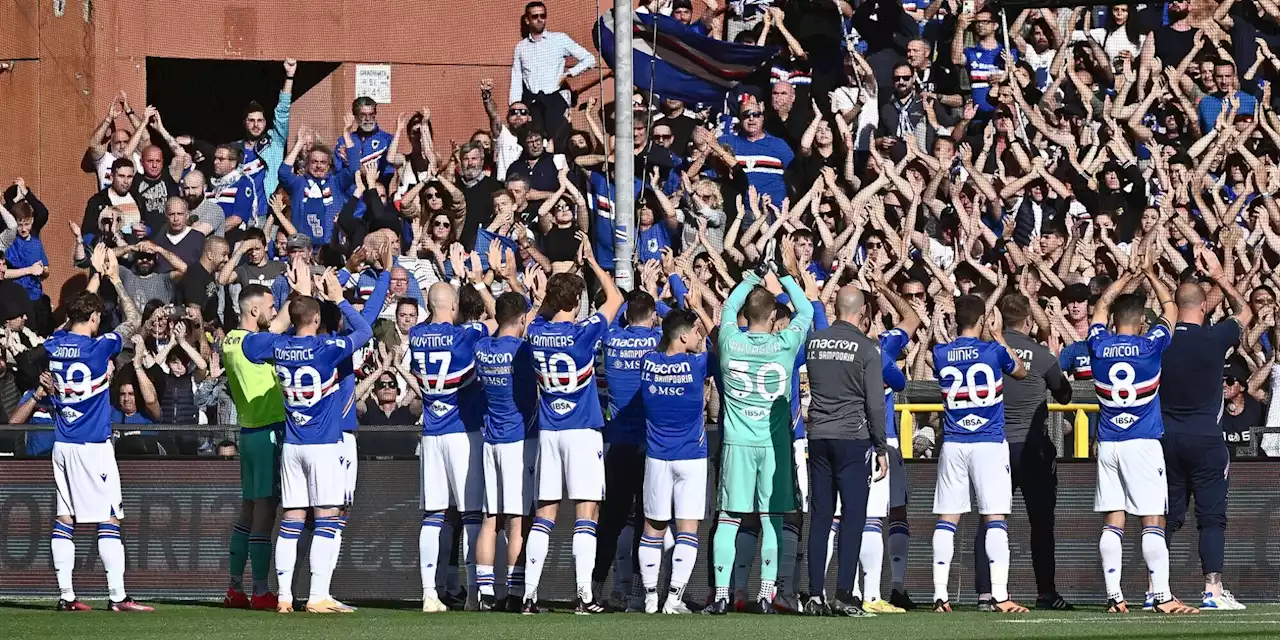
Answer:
594;10;779;105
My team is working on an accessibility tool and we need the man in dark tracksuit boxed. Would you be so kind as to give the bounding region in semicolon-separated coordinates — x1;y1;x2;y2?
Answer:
973;294;1074;610
1160;266;1252;610
802;286;887;617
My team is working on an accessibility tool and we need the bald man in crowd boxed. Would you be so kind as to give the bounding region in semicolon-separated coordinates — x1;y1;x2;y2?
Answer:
1159;250;1252;610
801;285;888;615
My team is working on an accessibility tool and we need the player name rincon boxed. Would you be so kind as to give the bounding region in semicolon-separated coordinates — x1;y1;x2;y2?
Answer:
1100;344;1140;358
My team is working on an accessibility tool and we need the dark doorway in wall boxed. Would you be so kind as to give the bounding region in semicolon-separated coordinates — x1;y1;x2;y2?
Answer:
145;58;339;145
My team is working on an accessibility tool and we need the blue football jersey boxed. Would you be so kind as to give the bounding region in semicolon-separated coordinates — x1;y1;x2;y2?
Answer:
242;300;372;445
641;351;709;461
604;324;662;446
20;389;56;456
46;330;125;444
475;335;538;444
932;337;1017;443
409;321;489;437
1087;322;1173;441
527;312;610;431
1059;339;1093;381
879;328;910;439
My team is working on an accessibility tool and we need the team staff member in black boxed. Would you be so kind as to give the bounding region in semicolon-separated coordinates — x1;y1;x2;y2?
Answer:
1159;249;1252;610
802;285;887;617
972;294;1074;611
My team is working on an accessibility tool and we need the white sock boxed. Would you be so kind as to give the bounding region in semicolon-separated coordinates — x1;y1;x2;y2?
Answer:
887;520;909;591
614;522;635;594
419;512;445;600
984;521;1010;602
97;523;126;602
1100;525;1125;602
462;513;482;595
573;519;598;600
932;520;956;603
477;564;496;596
664;527;675;551
275;519;304;603
671;532;698;591
825;520;839;577
852;561;863;600
860;519;885;601
328;516;347;573
309;517;341;601
51;522;76;601
1142;525;1171;602
732;528;758;595
778;522;800;597
638;532;664;590
523;517;553;600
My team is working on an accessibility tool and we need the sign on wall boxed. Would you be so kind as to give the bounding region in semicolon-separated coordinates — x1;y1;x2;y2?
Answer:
354;64;392;104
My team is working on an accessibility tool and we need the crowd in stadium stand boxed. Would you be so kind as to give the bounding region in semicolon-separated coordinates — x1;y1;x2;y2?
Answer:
2;0;1279;458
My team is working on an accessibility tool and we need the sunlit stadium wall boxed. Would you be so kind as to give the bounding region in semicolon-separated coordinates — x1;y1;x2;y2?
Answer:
3;459;1279;603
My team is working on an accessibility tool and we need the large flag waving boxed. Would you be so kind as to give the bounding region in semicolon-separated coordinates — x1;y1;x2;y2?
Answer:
594;10;779;105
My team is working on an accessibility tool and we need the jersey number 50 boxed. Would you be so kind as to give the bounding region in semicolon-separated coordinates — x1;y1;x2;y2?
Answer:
725;360;787;402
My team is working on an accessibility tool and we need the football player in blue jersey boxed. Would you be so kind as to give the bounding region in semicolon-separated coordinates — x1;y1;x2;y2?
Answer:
595;285;667;611
522;234;624;615
475;290;540;612
45;246;151;612
409;281;498;613
242;268;373;614
638;304;712;614
1087;267;1196;614
930;294;1027;613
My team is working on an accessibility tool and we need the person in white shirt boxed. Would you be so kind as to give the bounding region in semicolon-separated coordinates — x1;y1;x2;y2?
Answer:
509;1;596;139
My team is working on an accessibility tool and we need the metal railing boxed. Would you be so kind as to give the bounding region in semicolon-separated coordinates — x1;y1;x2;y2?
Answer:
896;403;1099;459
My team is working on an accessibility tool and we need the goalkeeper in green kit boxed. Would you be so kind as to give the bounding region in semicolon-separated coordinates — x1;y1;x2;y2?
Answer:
707;257;813;614
220;284;288;610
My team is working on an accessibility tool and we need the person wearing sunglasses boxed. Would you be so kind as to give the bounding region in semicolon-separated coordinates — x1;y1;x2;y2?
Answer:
715;97;794;224
878;61;953;156
482;75;534;180
1220;361;1262;460
952;7;1012;120
510;0;596;140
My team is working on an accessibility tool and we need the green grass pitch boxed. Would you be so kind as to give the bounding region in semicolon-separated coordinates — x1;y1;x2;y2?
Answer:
7;602;1280;640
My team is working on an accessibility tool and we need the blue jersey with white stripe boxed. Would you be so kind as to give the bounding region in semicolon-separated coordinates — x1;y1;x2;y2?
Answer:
22;389;57;456
475;335;538;444
641;351;709;461
1059;339;1093;380
46;330;126;444
932;336;1017;443
527;313;610;431
410;321;489;437
1087;322;1173;441
242;301;372;445
880;328;910;439
605;323;662;446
